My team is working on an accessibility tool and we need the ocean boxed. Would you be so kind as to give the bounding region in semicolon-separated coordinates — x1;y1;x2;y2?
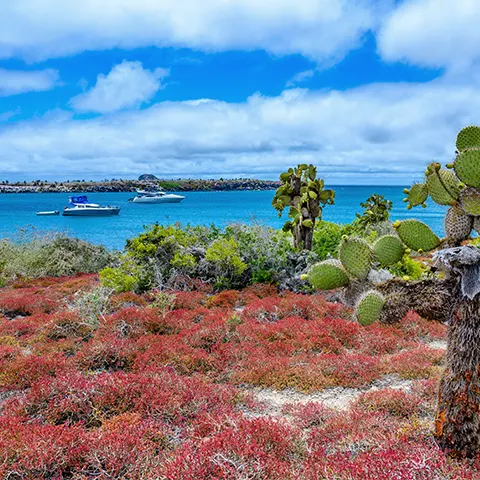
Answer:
0;187;448;251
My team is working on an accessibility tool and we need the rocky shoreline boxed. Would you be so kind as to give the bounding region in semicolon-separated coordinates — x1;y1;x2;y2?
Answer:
0;178;281;194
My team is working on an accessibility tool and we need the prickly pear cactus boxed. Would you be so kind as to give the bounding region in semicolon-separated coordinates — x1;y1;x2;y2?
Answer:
355;290;386;326
459;187;480;216
272;164;335;250
338;237;373;279
402;126;480;246
444;206;473;243
453;148;480;188
403;183;428;209
425;167;461;206
456;125;480;152
393;219;441;253
372;234;405;267
308;259;350;290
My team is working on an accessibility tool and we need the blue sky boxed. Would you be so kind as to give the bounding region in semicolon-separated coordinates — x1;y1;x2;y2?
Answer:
0;0;478;184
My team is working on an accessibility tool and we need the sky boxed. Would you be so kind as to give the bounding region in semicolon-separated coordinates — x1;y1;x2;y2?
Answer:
0;0;479;184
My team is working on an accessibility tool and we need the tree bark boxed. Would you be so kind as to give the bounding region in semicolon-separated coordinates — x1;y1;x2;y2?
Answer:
433;247;480;457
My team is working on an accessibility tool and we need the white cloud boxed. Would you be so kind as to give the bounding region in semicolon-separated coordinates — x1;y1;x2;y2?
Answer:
378;0;480;70
0;108;21;122
286;69;316;87
0;73;479;184
0;68;59;96
70;61;169;114
0;0;387;63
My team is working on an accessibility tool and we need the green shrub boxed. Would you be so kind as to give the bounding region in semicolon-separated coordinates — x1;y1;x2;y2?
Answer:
205;238;247;288
387;254;427;280
0;230;116;282
170;252;197;272
355;194;392;231
312;221;343;260
99;267;138;293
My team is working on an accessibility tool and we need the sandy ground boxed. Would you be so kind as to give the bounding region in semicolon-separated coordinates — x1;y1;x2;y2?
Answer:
242;339;447;417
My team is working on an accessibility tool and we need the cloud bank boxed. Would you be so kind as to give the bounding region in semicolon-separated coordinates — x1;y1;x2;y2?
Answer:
0;0;385;64
1;75;478;183
70;61;169;113
0;68;60;96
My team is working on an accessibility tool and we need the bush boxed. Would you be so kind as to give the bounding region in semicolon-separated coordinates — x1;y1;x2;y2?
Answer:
205;238;247;288
110;223;299;292
100;267;138;293
312;221;343;260
0;230;116;282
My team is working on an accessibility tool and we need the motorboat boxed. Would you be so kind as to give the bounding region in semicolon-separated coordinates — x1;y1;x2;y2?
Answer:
36;210;60;216
62;196;120;216
129;190;185;204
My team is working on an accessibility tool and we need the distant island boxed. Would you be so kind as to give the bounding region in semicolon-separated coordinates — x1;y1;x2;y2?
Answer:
0;176;281;193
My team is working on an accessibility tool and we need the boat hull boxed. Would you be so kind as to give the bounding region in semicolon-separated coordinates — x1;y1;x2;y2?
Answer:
36;211;60;216
63;207;120;216
130;196;184;204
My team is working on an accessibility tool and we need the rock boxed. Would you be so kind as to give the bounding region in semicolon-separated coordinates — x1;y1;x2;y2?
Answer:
138;174;159;181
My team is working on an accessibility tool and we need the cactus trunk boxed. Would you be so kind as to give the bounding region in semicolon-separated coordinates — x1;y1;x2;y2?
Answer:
435;283;480;457
433;246;480;458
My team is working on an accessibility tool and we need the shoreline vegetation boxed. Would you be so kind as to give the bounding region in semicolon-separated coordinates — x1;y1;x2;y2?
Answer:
0;176;281;194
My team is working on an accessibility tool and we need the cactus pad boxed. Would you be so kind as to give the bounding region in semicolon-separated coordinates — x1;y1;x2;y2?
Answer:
407;183;428;207
308;260;350;291
454;148;480;188
444;206;473;242
459;187;480;216
355;290;385;326
372;235;405;266
426;169;461;205
393;219;441;252
338;237;373;279
456;126;480;152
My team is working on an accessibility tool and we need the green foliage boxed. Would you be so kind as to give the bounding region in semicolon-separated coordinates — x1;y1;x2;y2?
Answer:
355;194;392;230
0;229;116;283
110;222;300;292
170;252;197;272
99;267;138;293
312;221;344;260
272;164;335;250
387;254;427;281
205;238;247;284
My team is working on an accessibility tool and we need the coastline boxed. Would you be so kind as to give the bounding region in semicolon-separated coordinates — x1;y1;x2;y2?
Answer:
0;178;280;194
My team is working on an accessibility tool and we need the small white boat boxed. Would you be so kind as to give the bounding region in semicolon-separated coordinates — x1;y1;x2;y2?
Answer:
129;190;185;204
62;196;120;216
36;210;60;216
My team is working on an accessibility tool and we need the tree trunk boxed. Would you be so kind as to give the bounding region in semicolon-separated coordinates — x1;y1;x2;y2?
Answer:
433;246;480;457
435;280;480;457
377;277;454;324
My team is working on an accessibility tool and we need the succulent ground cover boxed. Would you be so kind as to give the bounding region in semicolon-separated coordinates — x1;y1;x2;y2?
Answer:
0;275;478;479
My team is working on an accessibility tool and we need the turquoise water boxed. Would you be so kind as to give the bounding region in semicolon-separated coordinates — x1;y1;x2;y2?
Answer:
0;188;448;250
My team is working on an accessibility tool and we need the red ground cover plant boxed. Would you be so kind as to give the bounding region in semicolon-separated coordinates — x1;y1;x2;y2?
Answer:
0;276;478;478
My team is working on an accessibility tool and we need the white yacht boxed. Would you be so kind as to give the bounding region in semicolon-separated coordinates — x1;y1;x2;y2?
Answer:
129;190;185;204
62;196;120;216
